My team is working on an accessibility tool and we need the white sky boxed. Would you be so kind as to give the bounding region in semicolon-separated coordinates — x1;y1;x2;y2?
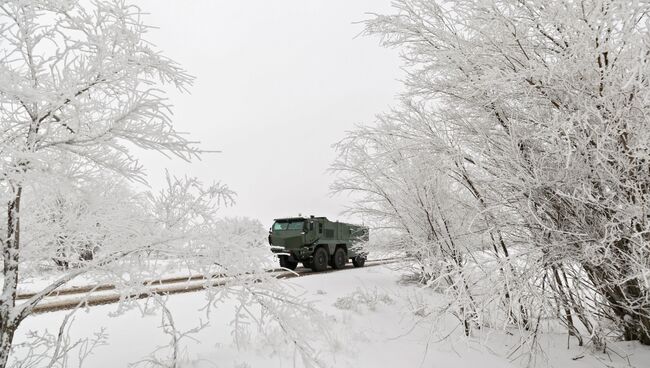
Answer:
135;0;402;227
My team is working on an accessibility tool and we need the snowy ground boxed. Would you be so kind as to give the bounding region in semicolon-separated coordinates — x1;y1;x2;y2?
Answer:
12;264;650;368
14;251;398;295
14;256;277;296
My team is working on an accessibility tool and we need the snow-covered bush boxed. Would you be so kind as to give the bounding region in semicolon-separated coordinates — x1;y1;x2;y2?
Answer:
334;288;394;313
334;0;650;348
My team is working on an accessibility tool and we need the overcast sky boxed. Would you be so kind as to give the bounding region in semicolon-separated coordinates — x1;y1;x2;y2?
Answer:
135;0;402;227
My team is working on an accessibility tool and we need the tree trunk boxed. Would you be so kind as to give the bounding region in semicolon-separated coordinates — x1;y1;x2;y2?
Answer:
618;277;650;344
0;323;16;368
584;261;650;345
1;187;23;368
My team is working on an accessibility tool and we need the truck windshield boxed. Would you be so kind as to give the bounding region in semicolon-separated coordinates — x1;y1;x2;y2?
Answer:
273;221;305;231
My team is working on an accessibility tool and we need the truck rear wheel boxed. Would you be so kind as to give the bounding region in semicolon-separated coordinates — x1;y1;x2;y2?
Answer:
312;247;329;272
352;255;366;268
279;255;298;270
332;248;347;269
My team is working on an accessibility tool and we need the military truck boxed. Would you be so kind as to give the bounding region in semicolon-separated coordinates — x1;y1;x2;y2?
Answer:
269;216;369;271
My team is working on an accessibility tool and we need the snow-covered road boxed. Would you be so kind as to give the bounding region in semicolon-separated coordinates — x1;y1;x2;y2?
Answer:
11;265;650;368
16;258;401;314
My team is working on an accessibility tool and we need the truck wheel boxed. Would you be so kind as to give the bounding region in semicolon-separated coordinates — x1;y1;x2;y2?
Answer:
312;247;329;272
352;255;366;268
332;248;347;269
279;255;298;270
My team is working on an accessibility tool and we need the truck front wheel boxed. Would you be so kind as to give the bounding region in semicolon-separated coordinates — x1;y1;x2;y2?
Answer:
312;247;329;272
279;255;298;270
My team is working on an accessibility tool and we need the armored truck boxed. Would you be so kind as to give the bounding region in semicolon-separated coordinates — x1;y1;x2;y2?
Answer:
269;216;369;271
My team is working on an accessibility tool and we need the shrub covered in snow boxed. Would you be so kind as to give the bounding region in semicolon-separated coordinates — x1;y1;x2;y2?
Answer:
334;288;394;313
334;0;650;349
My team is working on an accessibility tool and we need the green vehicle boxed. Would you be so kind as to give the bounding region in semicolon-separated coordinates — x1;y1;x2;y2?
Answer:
269;216;369;271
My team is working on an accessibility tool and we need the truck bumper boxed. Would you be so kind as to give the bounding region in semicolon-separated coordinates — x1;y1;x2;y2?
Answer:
270;246;313;262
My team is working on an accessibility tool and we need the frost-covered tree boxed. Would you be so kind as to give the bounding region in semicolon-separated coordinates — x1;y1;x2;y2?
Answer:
333;106;524;336
0;1;198;363
335;0;650;347
0;2;330;367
